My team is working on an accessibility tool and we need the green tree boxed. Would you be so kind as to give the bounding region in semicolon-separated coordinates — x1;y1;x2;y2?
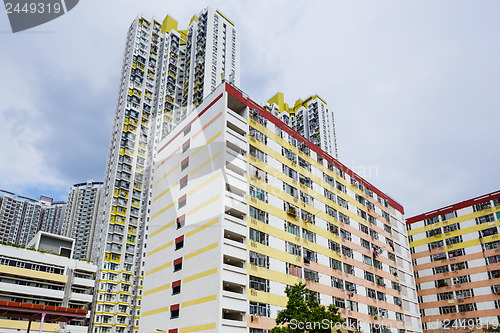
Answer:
270;282;343;333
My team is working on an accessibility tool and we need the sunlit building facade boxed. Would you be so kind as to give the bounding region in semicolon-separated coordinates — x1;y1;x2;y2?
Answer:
140;83;421;333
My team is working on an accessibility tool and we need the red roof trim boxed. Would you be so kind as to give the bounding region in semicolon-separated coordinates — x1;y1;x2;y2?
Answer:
224;83;404;214
406;189;500;224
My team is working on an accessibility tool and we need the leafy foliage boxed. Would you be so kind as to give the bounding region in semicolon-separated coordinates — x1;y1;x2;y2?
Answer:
270;282;343;332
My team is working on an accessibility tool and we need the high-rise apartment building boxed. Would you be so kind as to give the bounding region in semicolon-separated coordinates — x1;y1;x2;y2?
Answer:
407;190;500;332
92;8;239;333
265;92;338;159
0;190;66;246
62;181;103;260
140;83;421;333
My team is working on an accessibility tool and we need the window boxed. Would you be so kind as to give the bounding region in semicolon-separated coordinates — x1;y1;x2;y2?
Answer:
283;183;298;198
285;222;300;237
180;157;189;171
327;223;339;235
249;126;267;143
453;275;470;285
282;165;297;180
425;216;440;225
303;249;317;263
342;245;353;258
441;211;457;221
333;296;345;309
250;206;268;223
456;289;473;298
443;223;460;233
476;214;495;224
427;227;442;237
338;212;349;224
178;194;187;208
359;223;369;234
433;265;449;274
332;277;344;289
304;268;319;282
450;262;467;271
458;303;476;312
172;280;181;295
179;175;188;189
347;300;358;312
285;242;302;256
337;197;348;209
429;240;444;250
437;292;454;301
344;263;354;275
329;240;340;252
301;210;315;224
484;240;500;251
363;255;373;266
361;239;370;250
250;185;267;202
282;147;297;163
324;189;336;202
330;258;342;270
173;258;182;272
366;288;376;299
175;236;184;250
431;252;447;262
250;164;267;181
249;252;269;268
176;214;185;229
448;248;464;258
336;227;350;240
302;229;316;242
435;278;451;288
249;302;270;317
481;227;498;237
249;228;268;245
183;124;191;136
440;306;457;314
249;276;269;292
286;263;302;278
170;305;180;318
182;140;190;153
284;202;298;217
250;146;266;162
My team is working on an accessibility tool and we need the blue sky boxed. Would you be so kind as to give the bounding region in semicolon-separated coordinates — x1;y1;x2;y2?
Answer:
0;0;499;217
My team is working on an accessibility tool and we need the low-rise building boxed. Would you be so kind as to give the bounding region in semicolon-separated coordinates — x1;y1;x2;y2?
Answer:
0;232;97;333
